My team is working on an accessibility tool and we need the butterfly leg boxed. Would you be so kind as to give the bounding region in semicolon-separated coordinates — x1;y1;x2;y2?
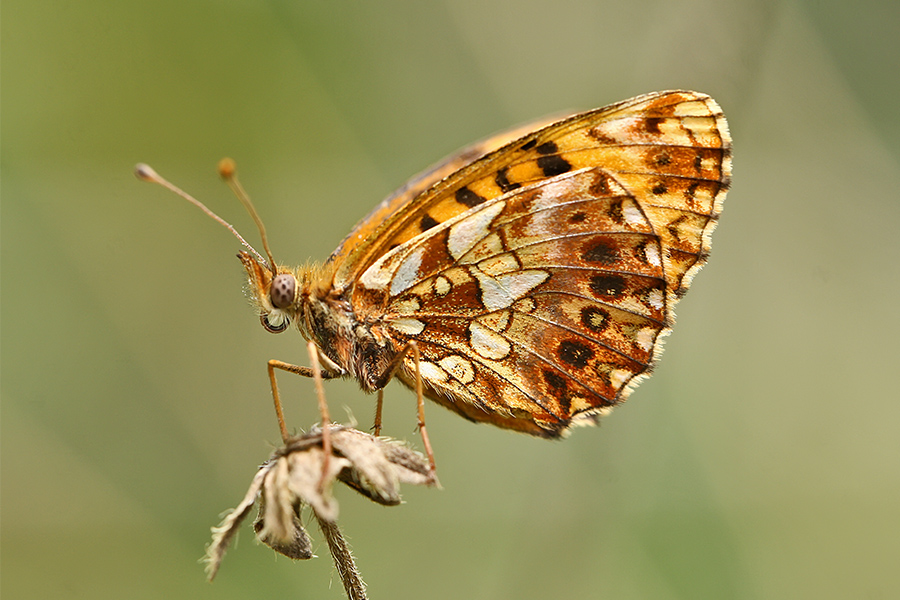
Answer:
373;389;385;437
410;342;438;480
383;340;437;481
267;352;341;490
267;359;339;440
305;340;333;491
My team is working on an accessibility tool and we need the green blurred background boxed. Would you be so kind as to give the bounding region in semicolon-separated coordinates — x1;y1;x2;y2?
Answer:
3;1;899;598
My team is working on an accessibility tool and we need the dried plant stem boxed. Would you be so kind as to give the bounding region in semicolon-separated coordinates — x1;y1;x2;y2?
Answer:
315;513;367;600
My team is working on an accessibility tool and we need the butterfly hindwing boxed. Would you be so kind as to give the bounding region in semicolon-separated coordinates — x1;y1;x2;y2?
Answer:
352;169;665;434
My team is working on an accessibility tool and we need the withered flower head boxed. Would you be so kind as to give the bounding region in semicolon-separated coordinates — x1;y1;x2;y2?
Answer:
204;425;436;586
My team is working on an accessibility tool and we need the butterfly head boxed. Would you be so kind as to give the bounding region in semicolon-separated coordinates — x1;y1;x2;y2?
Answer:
135;160;324;337
238;251;306;334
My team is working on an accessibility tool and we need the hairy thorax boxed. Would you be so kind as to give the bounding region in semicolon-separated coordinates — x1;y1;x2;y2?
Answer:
303;287;397;392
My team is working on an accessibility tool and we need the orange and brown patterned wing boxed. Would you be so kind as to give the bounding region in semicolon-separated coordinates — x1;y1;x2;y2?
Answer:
349;91;730;436
354;169;670;435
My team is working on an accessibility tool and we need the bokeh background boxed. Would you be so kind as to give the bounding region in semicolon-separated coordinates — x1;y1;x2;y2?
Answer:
3;1;899;598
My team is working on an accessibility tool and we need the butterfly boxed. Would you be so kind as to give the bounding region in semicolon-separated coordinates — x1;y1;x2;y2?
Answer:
236;89;731;439
139;90;731;448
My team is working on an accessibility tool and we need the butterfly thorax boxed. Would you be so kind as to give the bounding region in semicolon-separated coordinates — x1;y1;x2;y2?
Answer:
304;291;398;391
239;251;397;391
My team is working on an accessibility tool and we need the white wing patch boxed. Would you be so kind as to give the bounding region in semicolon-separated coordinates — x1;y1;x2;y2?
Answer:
390;318;425;335
471;268;549;312
447;202;505;261
468;321;511;360
438;355;476;384
390;246;425;296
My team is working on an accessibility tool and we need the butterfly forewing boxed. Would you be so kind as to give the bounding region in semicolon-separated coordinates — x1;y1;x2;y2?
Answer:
334;91;729;298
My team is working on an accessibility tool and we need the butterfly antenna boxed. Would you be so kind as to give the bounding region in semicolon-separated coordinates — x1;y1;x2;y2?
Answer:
217;158;278;274
134;162;269;267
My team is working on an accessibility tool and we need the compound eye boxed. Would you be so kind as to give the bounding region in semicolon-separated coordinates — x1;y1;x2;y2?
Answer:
261;313;290;333
270;274;296;309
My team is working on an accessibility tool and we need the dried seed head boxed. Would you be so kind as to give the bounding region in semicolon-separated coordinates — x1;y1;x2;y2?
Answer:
204;425;436;583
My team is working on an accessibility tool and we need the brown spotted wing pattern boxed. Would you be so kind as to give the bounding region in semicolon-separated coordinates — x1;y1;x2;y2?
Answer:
242;91;731;437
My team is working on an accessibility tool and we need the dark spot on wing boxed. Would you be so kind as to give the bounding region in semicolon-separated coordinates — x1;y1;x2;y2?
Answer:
420;214;439;232
495;167;520;193
590;173;612;196
537;154;572;177
581;238;618;265
607;200;624;223
558;339;594;368
580;306;610;333
644;117;663;134
536;141;558;155
455;186;486;208
589;274;626;298
544;369;567;391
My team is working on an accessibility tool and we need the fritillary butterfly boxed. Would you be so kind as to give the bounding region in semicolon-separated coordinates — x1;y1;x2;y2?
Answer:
143;90;731;443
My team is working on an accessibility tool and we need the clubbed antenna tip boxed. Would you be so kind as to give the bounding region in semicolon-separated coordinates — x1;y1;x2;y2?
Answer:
133;161;271;269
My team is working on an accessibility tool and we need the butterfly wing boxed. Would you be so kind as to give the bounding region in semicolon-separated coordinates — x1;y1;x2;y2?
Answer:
348;91;731;436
